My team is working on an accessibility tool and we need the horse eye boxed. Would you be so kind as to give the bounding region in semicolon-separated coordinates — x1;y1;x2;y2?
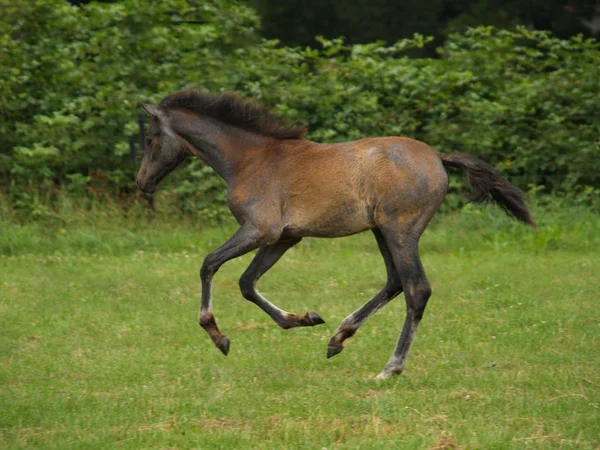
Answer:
145;137;153;147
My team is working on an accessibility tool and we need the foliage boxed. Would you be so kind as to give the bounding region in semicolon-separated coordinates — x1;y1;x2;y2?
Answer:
0;0;260;185
1;1;598;218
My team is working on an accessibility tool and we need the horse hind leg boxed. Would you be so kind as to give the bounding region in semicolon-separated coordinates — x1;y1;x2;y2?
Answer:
375;227;432;380
239;239;325;329
327;228;403;358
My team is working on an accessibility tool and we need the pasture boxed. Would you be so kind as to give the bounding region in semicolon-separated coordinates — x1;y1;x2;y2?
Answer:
1;202;599;449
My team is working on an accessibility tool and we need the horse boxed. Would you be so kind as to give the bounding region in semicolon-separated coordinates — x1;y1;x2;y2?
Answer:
136;90;535;380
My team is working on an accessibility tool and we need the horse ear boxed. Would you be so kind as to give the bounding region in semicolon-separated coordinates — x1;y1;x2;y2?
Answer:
139;103;162;118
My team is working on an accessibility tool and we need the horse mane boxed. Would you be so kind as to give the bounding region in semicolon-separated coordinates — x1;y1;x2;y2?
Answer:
159;90;307;140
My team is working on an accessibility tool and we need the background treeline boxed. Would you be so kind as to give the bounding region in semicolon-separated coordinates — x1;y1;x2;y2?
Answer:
250;0;600;56
1;0;599;218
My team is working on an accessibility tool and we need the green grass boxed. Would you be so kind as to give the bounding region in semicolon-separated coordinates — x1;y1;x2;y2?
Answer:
1;198;599;449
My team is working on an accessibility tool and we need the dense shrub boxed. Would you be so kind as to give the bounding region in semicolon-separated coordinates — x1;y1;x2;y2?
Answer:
1;1;598;216
1;0;260;184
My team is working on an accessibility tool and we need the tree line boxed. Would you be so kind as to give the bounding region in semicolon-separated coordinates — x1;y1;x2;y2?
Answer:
1;0;598;215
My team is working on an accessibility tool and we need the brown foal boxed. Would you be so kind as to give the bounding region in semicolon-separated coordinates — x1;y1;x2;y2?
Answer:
136;90;535;379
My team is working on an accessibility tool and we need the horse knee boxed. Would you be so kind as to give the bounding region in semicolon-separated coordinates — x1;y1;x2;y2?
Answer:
239;273;256;300
200;255;217;282
418;283;432;302
407;282;431;320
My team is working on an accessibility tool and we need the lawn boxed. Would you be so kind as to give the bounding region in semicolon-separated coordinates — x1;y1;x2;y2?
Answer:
1;202;599;449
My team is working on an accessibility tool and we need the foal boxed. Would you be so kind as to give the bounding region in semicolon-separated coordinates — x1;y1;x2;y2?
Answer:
136;90;535;379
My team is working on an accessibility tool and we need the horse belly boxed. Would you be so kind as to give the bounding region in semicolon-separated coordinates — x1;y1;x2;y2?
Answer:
283;200;373;238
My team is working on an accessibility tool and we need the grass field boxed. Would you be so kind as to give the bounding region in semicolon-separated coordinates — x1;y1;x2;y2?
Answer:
1;199;599;449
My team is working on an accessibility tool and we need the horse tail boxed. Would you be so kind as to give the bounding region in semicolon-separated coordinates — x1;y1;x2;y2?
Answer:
439;153;536;228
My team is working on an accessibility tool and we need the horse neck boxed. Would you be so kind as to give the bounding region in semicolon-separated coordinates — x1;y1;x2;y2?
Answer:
172;115;270;184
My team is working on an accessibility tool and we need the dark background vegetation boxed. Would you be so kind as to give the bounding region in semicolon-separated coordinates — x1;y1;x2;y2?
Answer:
69;0;600;49
1;0;599;219
250;0;600;56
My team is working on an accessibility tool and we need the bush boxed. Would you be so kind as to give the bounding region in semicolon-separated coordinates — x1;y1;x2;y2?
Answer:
1;1;598;216
1;0;260;185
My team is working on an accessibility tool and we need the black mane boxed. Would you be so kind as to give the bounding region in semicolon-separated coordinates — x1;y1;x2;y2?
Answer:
159;90;307;140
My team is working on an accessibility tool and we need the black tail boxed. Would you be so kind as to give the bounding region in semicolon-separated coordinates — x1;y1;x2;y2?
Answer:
440;153;536;228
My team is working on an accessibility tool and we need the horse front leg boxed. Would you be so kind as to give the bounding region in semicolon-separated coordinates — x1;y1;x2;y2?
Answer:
239;239;325;329
198;223;265;355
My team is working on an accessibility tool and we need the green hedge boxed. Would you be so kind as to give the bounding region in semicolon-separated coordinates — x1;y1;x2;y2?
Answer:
2;1;598;215
1;0;260;184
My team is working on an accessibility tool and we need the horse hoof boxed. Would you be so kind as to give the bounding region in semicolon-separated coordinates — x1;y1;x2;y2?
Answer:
375;372;390;381
375;368;402;380
327;344;343;359
216;336;230;356
308;311;325;326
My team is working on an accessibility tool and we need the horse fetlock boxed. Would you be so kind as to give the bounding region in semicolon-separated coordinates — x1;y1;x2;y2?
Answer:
296;311;325;327
199;313;230;355
199;311;216;328
327;342;344;359
326;325;357;358
280;311;325;329
337;323;358;341
375;366;403;380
